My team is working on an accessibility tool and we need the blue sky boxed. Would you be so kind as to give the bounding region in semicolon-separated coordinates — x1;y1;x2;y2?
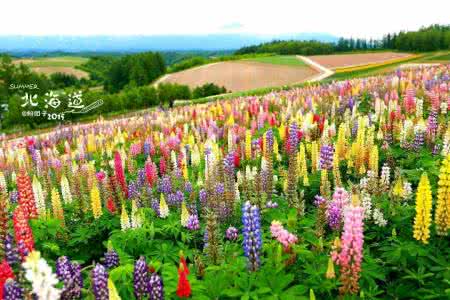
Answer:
1;0;449;38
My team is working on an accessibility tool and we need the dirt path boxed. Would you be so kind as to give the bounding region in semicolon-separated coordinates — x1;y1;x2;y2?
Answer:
297;55;334;82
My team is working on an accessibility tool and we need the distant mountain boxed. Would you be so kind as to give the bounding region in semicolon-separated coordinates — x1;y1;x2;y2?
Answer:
0;33;338;54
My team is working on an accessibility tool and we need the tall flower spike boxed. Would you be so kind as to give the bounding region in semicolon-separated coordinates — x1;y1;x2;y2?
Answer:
51;187;65;226
331;204;364;295
91;263;109;300
435;155;450;236
134;256;149;300
176;263;191;298
242;201;262;271
16;169;38;219
13;206;34;258
22;251;61;300
147;267;164;300
413;173;433;244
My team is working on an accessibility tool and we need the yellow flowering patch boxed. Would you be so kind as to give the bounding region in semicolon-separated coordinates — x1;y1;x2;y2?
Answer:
334;54;422;73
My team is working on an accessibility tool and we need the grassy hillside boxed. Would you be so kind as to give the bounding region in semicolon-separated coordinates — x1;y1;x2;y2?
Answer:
245;55;306;66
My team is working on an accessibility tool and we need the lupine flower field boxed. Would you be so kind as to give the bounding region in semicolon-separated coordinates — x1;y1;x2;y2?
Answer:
0;65;449;299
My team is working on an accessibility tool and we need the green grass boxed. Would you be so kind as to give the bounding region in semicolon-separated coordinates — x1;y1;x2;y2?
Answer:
245;55;306;66
17;56;89;68
423;52;450;61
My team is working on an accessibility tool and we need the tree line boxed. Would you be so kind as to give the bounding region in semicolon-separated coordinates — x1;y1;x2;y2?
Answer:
236;24;450;55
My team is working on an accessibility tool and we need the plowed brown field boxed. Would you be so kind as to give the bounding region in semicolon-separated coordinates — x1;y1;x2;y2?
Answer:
158;61;318;92
308;52;412;69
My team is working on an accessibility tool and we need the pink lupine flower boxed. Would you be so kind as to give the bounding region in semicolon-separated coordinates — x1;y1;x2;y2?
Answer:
270;220;298;250
331;205;364;295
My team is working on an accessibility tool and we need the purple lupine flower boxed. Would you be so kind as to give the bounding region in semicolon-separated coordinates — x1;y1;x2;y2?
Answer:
226;226;239;241
215;183;225;195
224;152;235;177
427;109;438;138
199;189;207;207
319;144;334;170
128;181;140;200
5;234;19;266
351;120;358;137
288;122;299;153
147;270;164;300
327;201;341;230
413;130;425;151
73;262;83;292
151;198;160;216
266;129;274;150
9;190;18;204
92;264;109;300
186;214;200;231
134;256;149;300
56;256;82;300
184;181;193;194
175;190;184;205
432;143;441;155
137;169;146;189
167;193;177;206
104;250;119;269
3;279;23;300
265;201;278;208
314;195;326;207
242;201;262;271
143;142;152;156
159;176;172;194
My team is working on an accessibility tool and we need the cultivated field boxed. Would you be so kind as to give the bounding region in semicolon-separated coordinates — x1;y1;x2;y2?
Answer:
308;52;412;69
158;58;318;92
13;56;89;79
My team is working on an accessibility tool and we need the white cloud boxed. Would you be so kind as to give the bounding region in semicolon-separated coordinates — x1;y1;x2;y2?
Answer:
0;0;448;38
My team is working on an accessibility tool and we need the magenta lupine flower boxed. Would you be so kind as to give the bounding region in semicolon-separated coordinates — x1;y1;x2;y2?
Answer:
92;264;109;300
114;152;127;198
134;256;149;300
331;205;365;294
226;226;239;241
319;144;334;170
186;214;200;231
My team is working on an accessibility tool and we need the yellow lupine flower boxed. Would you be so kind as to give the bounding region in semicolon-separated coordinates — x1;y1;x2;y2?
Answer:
245;130;252;160
120;203;131;231
51;187;65;226
413;173;433;244
91;184;103;219
181;201;189;227
108;278;122;300
435;156;450;236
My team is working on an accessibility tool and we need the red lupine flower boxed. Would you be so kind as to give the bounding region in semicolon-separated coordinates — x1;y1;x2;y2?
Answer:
0;260;15;299
16;169;38;219
233;151;240;168
176;263;191;298
179;252;189;275
106;197;117;214
114;152;128;198
13;206;34;258
159;157;166;176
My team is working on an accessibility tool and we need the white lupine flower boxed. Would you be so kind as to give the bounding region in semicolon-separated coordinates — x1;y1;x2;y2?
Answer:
22;251;61;300
32;176;46;216
440;102;448;114
373;208;387;227
60;175;72;204
380;164;390;187
361;192;372;220
402;181;413;200
131;200;143;229
416;98;423;118
0;172;7;192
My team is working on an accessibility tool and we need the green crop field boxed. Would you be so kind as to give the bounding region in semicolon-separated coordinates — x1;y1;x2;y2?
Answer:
15;56;89;67
245;55;306;66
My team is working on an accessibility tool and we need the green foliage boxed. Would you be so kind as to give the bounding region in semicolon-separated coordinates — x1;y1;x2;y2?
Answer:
192;83;227;99
105;52;166;93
